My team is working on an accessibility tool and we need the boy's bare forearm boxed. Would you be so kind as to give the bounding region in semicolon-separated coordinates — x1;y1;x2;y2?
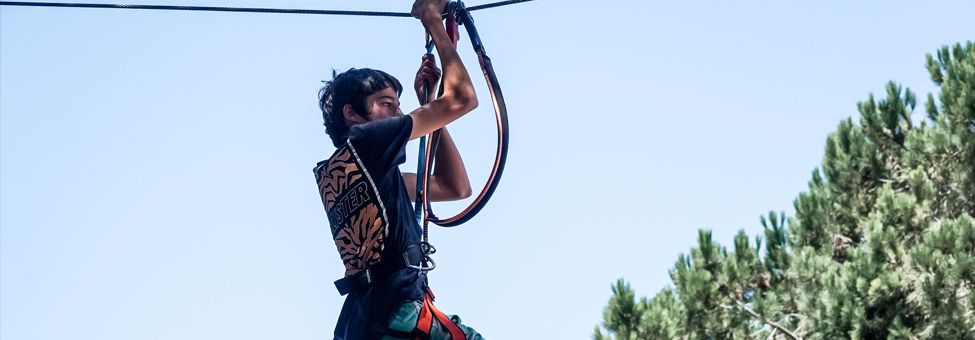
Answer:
420;16;477;108
430;128;471;199
406;0;478;140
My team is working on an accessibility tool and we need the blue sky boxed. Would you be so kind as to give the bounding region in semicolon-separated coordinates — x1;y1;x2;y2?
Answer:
2;1;973;339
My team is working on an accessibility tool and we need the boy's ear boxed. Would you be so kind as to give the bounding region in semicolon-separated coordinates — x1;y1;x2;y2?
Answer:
343;104;367;127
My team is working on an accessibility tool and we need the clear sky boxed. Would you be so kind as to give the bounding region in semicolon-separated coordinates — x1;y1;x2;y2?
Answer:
1;0;972;339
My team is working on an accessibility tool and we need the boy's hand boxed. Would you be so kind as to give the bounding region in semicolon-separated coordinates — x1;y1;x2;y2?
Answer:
411;0;448;21
414;54;442;103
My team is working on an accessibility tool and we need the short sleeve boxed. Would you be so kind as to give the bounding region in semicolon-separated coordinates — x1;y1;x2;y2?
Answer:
345;115;413;177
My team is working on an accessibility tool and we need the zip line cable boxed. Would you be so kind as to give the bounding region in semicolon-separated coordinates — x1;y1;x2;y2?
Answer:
0;0;535;17
466;0;533;11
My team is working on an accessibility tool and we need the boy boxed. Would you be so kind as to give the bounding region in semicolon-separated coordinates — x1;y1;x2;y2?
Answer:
314;0;481;338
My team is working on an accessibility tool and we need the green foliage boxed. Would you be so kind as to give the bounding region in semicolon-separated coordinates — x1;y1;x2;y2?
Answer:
596;42;975;339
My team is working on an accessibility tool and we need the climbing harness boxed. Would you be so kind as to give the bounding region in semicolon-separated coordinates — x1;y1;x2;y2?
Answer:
415;288;467;339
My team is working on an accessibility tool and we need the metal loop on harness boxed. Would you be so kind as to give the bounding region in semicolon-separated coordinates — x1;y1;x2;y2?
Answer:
408;242;437;273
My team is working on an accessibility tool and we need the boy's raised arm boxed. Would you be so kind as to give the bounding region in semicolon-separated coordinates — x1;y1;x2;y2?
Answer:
407;0;478;140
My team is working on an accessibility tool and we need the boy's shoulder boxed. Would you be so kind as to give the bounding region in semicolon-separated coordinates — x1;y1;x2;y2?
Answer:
337;115;414;178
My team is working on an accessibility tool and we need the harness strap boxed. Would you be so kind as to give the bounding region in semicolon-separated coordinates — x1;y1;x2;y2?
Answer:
333;244;426;295
415;289;466;340
334;268;372;295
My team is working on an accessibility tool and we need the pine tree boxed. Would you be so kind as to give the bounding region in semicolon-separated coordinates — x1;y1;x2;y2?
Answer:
595;42;974;339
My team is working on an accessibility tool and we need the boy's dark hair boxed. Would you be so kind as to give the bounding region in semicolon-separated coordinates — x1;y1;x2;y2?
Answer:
319;68;404;147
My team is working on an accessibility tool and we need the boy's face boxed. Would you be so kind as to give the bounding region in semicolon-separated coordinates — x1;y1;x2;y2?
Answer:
343;86;402;128
363;86;403;120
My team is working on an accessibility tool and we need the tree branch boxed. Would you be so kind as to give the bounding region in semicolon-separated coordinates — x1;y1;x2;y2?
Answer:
722;301;802;340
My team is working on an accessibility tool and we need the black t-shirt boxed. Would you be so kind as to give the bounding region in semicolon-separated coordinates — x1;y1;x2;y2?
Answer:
313;115;426;339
